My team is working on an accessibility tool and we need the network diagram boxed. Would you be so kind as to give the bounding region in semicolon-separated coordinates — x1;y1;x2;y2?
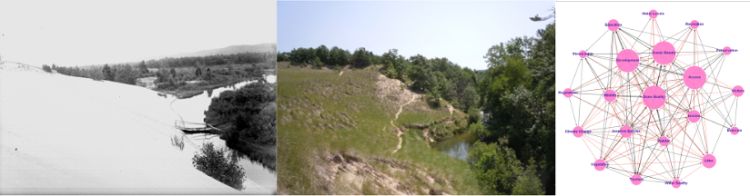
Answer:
561;9;744;188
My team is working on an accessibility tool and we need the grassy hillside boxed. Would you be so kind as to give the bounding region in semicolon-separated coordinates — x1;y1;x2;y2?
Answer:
277;63;480;194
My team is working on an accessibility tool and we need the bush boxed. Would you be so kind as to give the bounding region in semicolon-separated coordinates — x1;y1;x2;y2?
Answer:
42;65;52;73
192;143;245;190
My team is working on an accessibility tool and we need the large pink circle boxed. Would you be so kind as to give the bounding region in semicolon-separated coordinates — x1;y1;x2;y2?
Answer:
616;49;639;72
687;110;701;123
607;19;620;31
563;88;574;98
620;125;633;138
579;50;588;58
723;46;733;56
573;126;585;138
603;89;617;103
672;178;682;188
702;154;716;168
658;136;670;147
730;126;741;135
649;10;658;19
594;159;607;171
630;174;643;185
643;86;666;109
690;20;700;29
653;41;676;64
733;85;744;97
683;66;707;89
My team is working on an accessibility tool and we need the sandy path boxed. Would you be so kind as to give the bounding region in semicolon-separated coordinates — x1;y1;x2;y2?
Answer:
391;94;417;153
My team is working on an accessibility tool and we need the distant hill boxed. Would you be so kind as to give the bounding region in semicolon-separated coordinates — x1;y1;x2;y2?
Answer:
170;44;276;58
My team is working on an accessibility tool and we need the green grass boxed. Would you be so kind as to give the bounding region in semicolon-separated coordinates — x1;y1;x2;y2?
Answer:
277;65;480;194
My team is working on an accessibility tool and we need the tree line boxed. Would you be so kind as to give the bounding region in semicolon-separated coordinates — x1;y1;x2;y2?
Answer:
279;46;480;114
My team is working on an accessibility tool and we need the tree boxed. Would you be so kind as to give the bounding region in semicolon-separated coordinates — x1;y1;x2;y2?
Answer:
329;46;351;67
204;83;276;170
138;60;148;74
102;64;115;81
351;47;373;68
42;64;52;73
468;142;522;195
192;143;245;190
195;67;202;77
315;45;330;65
512;161;545;195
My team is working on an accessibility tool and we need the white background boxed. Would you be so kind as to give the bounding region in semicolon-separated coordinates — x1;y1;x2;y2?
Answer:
556;1;750;195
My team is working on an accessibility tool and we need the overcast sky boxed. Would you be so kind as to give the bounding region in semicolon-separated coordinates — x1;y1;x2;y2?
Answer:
278;0;554;70
0;0;276;67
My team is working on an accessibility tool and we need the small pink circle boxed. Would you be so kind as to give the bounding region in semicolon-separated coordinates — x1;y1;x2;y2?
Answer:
607;19;620;31
653;41;676;64
620;125;633;138
658;136;670;147
594;159;607;171
643;86;666;110
672;178;682;188
603;89;617;103
616;49;640;72
573;126;585;138
702;154;716;168
683;66;707;89
723;46;732;56
690;20;700;29
687;110;701;123
730;126;741;135
733;85;744;97
563;88;574;98
630;174;643;185
579;50;588;58
649;10;658;19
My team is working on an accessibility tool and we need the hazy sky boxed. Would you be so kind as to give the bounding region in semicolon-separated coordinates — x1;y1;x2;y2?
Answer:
0;0;276;67
278;0;554;70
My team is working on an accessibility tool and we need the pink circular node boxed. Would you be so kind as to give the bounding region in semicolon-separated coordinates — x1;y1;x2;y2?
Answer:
563;88;574;98
603;89;617;103
630;174;643;185
579;50;588;58
607;19;621;31
616;49;639;72
730;126;741;135
672;178;682;188
653;41;677;64
733;85;744;97
723;46;732;56
687;110;701;123
658;136;670;147
620;125;633;138
702;154;716;168
573;126;585;138
594;159;607;171
683;66;707;89
649;10;658;19
643;86;666;110
690;20;700;29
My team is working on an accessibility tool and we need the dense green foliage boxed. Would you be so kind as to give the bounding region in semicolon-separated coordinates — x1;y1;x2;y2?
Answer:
192;143;245;190
471;22;555;195
204;82;276;170
280;46;479;113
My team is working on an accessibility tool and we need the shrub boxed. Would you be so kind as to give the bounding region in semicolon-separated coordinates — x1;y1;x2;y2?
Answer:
192;143;245;190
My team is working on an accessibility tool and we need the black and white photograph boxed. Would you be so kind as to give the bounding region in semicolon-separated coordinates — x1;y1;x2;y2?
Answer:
0;0;276;194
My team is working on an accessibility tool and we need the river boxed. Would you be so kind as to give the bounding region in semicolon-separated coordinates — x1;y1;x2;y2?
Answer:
167;74;277;193
432;131;477;161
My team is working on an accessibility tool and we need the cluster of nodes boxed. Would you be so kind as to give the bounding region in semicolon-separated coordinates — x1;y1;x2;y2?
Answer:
561;10;744;188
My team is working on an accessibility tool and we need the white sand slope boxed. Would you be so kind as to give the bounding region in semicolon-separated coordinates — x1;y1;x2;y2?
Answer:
0;65;263;194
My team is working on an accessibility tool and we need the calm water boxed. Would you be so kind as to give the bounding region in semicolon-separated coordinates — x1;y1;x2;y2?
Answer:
168;74;277;193
432;131;477;161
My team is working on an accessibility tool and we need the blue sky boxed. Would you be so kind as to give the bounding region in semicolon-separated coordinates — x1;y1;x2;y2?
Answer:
278;0;554;70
